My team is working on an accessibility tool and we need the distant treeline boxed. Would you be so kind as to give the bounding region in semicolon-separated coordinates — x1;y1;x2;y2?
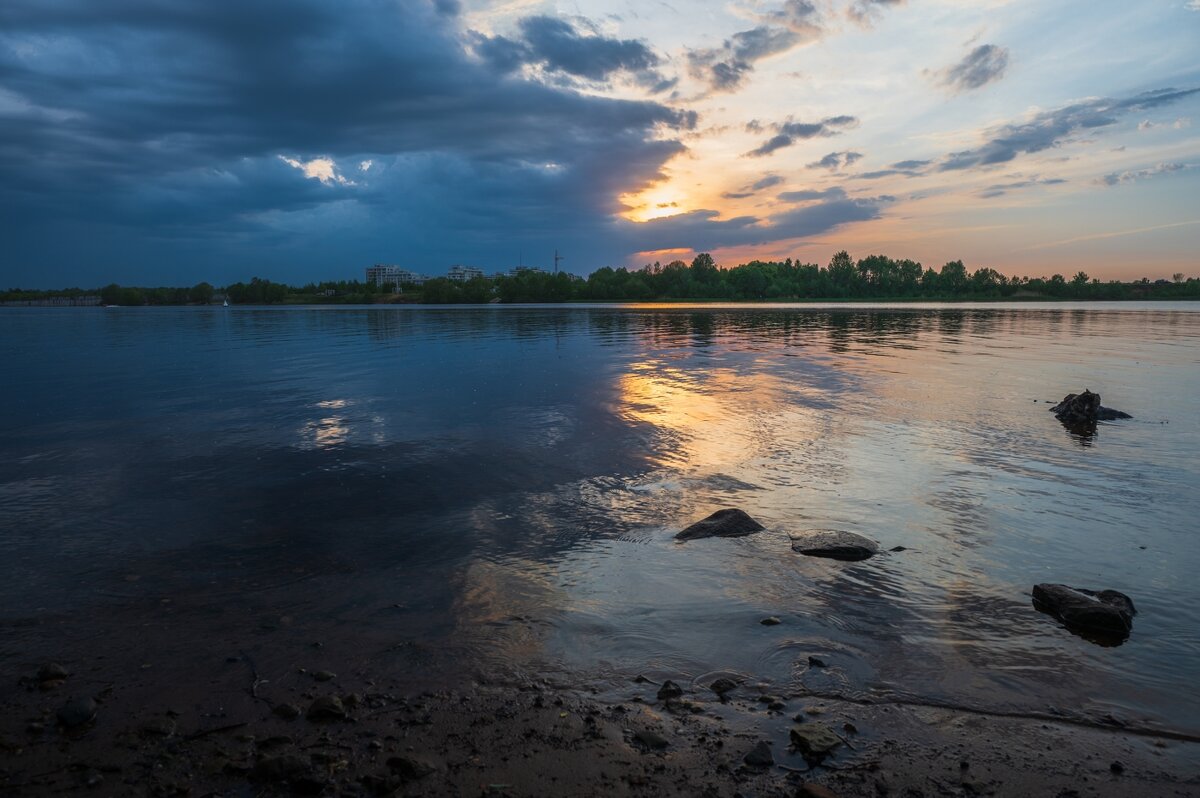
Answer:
4;252;1198;305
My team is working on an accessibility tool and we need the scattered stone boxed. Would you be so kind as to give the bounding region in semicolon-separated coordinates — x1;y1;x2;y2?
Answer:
760;616;782;626
656;680;684;701
1032;583;1136;638
889;545;907;552
798;784;839;798
388;754;437;779
306;695;347;721
139;717;176;737
790;722;842;759
743;740;774;767
808;656;827;668
313;670;336;682
1110;760;1124;774
633;729;669;750
790;530;879;561
710;678;737;697
1050;390;1131;432
38;679;66;691
273;702;302;720
57;696;98;729
38;663;69;682
675;509;765;541
253;753;311;783
26;722;44;735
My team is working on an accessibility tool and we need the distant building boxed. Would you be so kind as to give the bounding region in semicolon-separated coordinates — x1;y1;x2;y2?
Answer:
447;265;485;282
365;264;426;288
507;266;546;277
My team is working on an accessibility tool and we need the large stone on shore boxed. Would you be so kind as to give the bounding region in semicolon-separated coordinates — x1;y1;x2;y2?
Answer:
790;722;841;760
56;696;97;729
790;530;879;561
675;509;766;541
1050;390;1131;427
306;695;347;721
1032;584;1136;638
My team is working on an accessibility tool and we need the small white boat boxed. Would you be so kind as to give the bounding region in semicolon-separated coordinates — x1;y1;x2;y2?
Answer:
223;299;229;307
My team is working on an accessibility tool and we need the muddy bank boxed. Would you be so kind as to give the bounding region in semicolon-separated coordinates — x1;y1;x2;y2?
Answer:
3;648;1198;797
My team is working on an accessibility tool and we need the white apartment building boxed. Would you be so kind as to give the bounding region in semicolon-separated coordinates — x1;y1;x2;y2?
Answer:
365;264;426;287
447;265;485;282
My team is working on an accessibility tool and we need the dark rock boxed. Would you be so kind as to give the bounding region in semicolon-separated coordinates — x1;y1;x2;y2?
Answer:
798;785;840;798
387;754;437;779
889;546;907;552
760;616;782;625
38;679;66;691
743;740;774;767
1032;583;1136;639
633;729;669;750
1050;390;1131;428
38;662;69;682
139;717;176;737
790;530;879;561
313;670;336;682
273;702;302;720
710;678;737;696
1110;760;1124;774
656;680;684;700
253;753;311;783
807;656;827;668
675;509;765;541
57;696;97;729
306;695;347;721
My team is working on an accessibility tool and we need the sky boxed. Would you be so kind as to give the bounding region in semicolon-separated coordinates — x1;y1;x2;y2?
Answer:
1;0;1198;287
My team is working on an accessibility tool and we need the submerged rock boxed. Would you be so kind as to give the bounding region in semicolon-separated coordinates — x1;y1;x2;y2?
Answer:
790;530;879;561
1050;390;1131;427
38;663;69;682
1032;583;1136;639
656;680;684;701
675;509;765;541
709;678;737;697
743;740;774;767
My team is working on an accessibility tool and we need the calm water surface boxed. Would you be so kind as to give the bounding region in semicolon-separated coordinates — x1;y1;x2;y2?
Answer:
2;303;1198;733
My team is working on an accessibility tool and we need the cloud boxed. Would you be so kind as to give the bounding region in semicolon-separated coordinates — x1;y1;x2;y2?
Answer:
687;23;814;93
761;0;824;36
721;173;786;198
471;15;672;91
1138;117;1191;130
938;87;1200;171
934;44;1010;93
618;195;887;250
1098;162;1191;186
853;158;933;179
0;0;700;284
977;177;1066;198
848;0;905;25
808;151;863;170
745;115;860;157
778;187;848;202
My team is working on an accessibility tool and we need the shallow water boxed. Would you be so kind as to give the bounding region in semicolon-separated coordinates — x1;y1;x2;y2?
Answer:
2;303;1198;734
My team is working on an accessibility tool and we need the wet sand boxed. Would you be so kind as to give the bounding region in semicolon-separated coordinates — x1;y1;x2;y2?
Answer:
3;638;1198;797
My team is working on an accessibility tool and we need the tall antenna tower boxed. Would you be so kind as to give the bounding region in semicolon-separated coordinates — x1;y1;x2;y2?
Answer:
554;249;564;274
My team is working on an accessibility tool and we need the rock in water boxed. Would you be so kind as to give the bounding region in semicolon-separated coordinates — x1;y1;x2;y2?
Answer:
656;680;684;700
743;740;774;767
709;677;737;696
675;509;765;541
1050;389;1131;427
306;695;347;721
1032;583;1136;639
790;530;879;561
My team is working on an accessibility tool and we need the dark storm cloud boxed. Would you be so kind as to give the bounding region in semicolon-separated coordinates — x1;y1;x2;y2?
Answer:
0;0;699;284
936;44;1009;93
472;15;672;90
745;115;859;157
618;195;887;250
687;24;807;93
938;87;1200;171
808;151;863;170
